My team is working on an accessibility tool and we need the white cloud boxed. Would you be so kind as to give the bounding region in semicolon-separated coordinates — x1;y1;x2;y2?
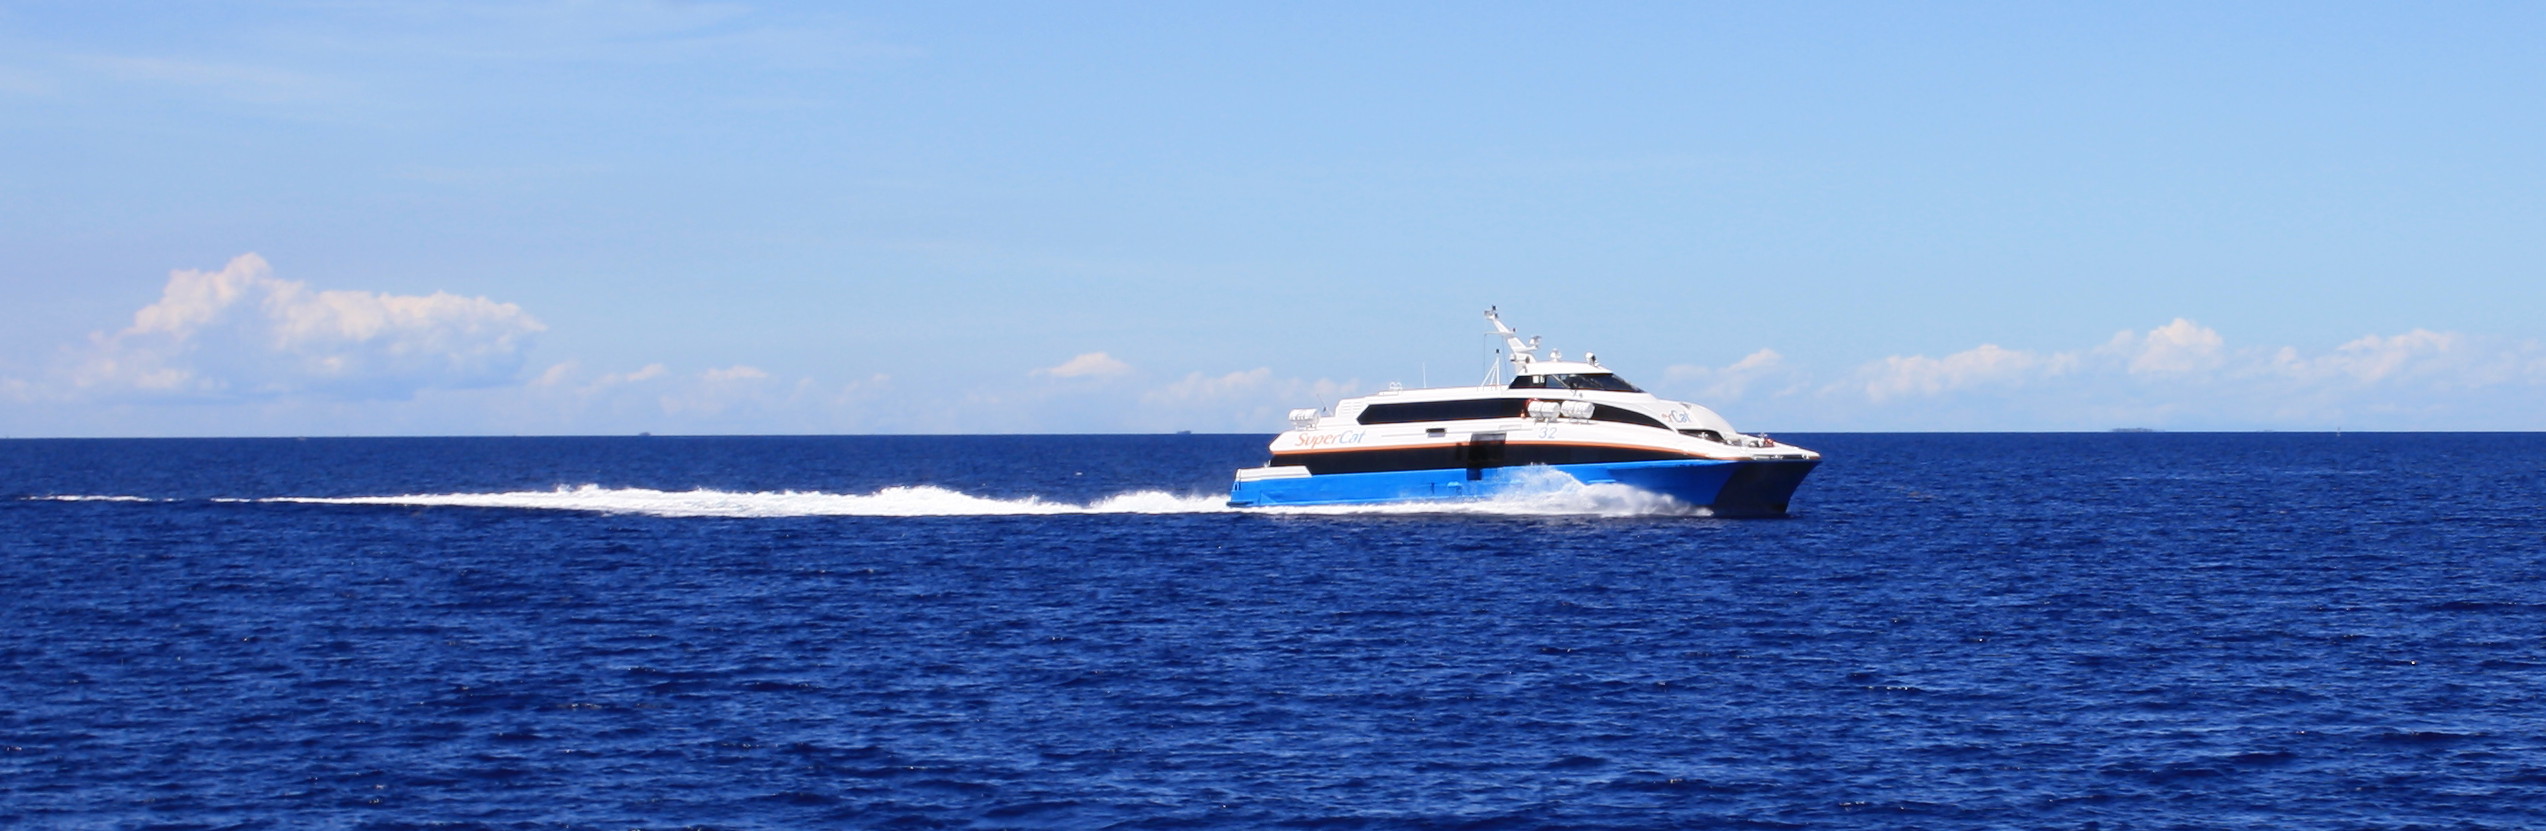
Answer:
1034;351;1132;379
2269;329;2466;385
23;284;2546;434
2101;318;2227;375
1853;343;2078;402
71;253;544;400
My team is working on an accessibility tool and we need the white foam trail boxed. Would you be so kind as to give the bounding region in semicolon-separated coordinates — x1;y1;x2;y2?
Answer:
35;469;1707;518
249;484;1233;517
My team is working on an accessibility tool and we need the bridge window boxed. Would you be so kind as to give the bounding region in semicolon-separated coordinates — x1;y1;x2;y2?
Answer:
1509;373;1642;393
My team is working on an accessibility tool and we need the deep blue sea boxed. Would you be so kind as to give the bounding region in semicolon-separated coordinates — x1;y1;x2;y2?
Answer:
5;433;2545;830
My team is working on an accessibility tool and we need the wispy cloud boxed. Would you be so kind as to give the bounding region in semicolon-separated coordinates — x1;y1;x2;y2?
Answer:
1660;348;1793;402
2269;329;2470;385
0;65;56;96
1851;343;2080;403
267;1;921;68
1792;319;2546;429
1849;320;2543;398
509;359;892;433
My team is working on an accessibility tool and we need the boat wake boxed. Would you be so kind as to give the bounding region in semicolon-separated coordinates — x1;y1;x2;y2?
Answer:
31;475;1707;519
243;485;1230;517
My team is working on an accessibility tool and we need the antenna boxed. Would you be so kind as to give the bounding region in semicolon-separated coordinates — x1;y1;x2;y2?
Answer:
1483;306;1544;385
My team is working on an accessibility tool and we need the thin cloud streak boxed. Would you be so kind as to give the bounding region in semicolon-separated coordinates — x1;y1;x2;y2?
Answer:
1698;319;2546;431
78;54;357;104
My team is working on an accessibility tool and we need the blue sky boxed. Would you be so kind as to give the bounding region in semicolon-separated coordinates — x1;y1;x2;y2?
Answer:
4;1;2542;435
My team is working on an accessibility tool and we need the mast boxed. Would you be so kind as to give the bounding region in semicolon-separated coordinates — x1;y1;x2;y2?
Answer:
1483;306;1541;380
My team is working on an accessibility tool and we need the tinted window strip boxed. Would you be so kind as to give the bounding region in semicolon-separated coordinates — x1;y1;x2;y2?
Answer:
1355;398;1533;425
1590;404;1667;429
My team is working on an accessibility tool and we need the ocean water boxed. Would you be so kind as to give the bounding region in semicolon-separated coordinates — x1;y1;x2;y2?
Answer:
4;433;2544;830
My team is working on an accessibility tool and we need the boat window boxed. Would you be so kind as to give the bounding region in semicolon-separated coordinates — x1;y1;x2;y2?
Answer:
1356;398;1532;425
1591;405;1666;429
1575;374;1643;392
1509;373;1642;393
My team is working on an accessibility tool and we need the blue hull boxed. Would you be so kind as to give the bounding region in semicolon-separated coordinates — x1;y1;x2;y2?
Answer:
1227;458;1818;516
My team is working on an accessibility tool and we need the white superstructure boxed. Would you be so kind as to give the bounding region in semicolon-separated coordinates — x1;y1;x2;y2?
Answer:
1230;309;1820;513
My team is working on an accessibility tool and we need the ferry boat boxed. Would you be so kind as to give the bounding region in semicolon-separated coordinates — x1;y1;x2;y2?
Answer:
1227;309;1819;515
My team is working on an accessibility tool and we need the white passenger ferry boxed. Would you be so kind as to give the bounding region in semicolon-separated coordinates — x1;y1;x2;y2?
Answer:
1227;309;1819;515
